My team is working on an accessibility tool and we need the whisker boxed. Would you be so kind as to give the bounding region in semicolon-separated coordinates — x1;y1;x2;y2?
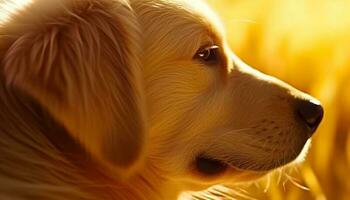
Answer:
284;173;310;191
263;174;271;193
212;185;259;200
276;168;283;186
218;128;253;137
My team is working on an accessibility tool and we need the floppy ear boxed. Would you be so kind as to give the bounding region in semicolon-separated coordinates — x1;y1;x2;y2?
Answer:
1;0;146;174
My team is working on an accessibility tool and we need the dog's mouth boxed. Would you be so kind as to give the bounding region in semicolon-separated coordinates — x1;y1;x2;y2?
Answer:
195;155;229;176
194;154;287;177
195;153;301;176
194;147;307;176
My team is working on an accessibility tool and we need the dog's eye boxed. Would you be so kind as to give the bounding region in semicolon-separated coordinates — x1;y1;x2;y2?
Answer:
194;45;220;64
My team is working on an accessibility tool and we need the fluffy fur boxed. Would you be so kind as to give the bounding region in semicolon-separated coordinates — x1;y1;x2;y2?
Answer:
0;0;322;199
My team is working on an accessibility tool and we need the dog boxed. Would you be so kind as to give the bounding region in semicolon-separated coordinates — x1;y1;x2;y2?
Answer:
0;0;324;199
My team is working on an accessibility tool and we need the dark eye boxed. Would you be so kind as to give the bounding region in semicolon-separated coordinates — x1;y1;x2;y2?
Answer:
194;45;220;64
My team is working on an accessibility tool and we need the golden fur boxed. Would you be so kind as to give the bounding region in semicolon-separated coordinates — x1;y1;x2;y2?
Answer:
0;0;323;199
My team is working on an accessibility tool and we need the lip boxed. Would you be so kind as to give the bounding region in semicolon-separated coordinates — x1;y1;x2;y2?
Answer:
194;133;311;176
192;155;269;184
195;148;304;174
195;156;229;176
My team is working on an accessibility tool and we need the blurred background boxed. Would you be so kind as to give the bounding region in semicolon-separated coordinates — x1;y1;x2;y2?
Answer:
203;0;350;199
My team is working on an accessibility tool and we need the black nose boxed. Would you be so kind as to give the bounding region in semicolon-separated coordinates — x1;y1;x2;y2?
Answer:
296;99;324;135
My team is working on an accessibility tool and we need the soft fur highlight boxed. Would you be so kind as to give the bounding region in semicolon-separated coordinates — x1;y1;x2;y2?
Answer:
0;0;323;199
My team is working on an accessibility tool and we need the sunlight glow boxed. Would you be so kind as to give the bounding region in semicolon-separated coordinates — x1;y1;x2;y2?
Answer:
206;0;349;199
295;139;311;163
0;0;32;25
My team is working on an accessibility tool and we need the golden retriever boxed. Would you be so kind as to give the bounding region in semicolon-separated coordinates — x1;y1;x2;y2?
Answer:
0;0;323;199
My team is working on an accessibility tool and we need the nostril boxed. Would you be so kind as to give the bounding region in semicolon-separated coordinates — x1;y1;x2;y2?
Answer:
296;99;324;134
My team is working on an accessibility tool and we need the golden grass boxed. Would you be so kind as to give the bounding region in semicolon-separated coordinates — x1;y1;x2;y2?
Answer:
205;0;350;199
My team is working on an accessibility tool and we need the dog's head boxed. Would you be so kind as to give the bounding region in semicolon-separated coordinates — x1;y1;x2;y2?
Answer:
131;0;323;188
0;0;323;191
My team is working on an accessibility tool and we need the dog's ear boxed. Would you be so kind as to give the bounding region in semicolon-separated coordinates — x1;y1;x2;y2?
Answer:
1;0;146;174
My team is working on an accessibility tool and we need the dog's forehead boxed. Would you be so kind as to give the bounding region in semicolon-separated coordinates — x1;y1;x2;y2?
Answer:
136;1;223;33
132;0;226;55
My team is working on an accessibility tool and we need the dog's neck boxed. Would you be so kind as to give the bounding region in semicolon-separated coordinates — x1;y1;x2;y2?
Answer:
0;79;183;200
